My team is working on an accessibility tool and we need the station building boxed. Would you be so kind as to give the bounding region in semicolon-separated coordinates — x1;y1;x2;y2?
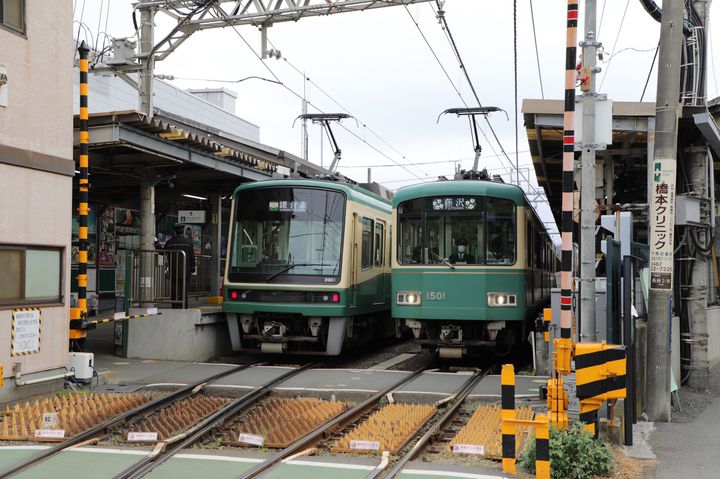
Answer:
0;0;74;401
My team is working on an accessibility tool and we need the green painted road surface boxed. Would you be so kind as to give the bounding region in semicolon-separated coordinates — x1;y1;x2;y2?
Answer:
264;460;375;479
0;447;150;479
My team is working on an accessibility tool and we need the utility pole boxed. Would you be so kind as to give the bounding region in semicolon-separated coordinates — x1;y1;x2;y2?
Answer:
579;0;598;342
139;1;155;120
647;0;685;422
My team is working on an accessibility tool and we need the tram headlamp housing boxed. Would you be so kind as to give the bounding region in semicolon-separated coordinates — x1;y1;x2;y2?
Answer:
487;292;517;307
397;291;422;306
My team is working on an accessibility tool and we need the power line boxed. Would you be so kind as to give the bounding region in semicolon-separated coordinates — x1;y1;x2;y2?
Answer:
340;150;532;168
209;4;424;180
597;0;607;38
598;0;631;92
640;42;660;101
266;39;427;177
528;0;545;99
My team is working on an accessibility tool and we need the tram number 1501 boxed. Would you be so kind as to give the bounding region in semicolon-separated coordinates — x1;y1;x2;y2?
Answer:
425;291;446;301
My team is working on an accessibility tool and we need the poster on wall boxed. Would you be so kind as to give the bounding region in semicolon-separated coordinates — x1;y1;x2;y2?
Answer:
115;249;126;296
71;204;97;265
99;207;116;267
190;225;202;256
11;309;41;356
115;208;141;235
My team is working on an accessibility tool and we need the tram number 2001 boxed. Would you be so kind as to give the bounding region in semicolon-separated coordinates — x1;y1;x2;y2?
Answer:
425;291;446;301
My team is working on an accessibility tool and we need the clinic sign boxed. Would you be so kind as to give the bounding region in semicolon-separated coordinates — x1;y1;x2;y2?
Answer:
649;159;676;290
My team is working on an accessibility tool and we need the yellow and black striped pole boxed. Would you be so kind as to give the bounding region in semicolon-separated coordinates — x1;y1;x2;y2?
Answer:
535;414;550;479
501;364;516;474
70;41;91;350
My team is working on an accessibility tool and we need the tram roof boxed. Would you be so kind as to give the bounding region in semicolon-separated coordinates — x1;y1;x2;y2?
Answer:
233;178;392;212
391;180;526;206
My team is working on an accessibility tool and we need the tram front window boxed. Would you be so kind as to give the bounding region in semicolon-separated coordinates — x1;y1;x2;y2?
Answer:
228;188;345;283
397;196;515;266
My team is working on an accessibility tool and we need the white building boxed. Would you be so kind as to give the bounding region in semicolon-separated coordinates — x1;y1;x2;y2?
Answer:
0;0;74;401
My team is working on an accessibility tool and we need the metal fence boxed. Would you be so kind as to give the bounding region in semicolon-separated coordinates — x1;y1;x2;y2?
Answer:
187;254;214;298
125;249;187;308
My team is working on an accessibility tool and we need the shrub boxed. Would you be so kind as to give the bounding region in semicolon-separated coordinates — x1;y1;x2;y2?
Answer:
518;422;615;478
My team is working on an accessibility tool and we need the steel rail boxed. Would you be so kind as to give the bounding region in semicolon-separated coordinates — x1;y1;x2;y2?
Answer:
0;361;261;479
378;368;492;479
117;362;318;479
236;366;431;479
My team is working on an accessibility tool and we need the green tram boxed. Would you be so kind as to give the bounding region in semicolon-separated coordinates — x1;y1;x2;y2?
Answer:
223;179;393;355
391;179;556;358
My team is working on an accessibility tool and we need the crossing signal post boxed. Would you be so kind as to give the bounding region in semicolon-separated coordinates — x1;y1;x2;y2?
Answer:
70;41;95;350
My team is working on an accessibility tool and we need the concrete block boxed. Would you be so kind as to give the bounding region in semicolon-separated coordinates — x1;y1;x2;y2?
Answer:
708;306;720;367
635;321;648;415
125;309;232;362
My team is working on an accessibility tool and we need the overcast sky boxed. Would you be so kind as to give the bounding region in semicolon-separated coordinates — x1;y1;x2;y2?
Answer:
73;0;720;237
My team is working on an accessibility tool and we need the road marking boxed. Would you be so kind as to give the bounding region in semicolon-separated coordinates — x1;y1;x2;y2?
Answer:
174;454;264;463
401;469;509;478
284;460;376;470
276;387;379;393
72;447;150;456
0;446;49;450
372;353;417;370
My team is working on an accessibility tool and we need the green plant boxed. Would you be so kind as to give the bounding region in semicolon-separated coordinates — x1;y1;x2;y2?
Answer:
519;423;615;479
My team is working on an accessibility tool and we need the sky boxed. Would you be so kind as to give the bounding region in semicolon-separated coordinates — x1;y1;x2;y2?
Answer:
72;0;720;239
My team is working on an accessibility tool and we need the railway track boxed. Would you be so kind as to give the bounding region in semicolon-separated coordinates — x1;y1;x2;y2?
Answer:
0;361;263;479
113;362;318;479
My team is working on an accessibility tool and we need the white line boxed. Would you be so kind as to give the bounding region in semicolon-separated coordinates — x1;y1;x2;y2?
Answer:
401;468;509;479
313;368;407;374
275;387;379;393
195;362;240;367
72;447;150;456
284;460;376;470
0;446;50;450
206;384;256;389
174;453;264;463
142;383;188;388
395;391;452;396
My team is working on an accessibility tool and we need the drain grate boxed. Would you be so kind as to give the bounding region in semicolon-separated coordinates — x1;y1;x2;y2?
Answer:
331;403;436;454
448;404;534;459
224;397;346;448
0;392;151;441
125;395;231;441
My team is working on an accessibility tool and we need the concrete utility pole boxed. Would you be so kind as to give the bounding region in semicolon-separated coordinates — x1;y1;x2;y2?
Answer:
647;0;685;422
579;0;598;342
139;1;155;120
139;178;156;305
686;0;711;390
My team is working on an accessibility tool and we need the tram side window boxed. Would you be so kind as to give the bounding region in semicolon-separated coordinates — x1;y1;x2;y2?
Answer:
375;222;385;267
361;217;374;270
486;198;516;265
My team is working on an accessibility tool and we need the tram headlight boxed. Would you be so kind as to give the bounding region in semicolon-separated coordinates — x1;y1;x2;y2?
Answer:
487;293;517;307
397;291;422;306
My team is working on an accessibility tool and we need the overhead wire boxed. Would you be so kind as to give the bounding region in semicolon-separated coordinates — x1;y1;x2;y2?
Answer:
266;38;427;177
340;150;532;168
208;4;424;180
598;0;631;92
94;0;105;52
427;1;547;203
640;42;660;101
528;0;545;99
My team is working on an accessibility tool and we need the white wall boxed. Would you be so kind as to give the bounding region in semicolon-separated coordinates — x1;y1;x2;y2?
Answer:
0;0;74;383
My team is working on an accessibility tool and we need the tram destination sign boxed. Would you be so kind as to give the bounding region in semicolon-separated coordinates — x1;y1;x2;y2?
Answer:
431;197;477;211
649;158;676;290
268;200;307;213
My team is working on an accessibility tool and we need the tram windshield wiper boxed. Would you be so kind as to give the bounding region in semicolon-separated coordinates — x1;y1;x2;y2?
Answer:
264;263;332;282
431;250;455;270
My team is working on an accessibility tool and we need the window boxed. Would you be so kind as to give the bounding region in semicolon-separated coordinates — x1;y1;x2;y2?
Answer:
397;196;515;266
227;187;345;284
1;0;24;33
374;222;385;267
0;246;62;306
361;218;374;269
